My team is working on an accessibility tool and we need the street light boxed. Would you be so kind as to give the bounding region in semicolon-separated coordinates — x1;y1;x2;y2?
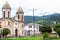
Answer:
29;8;37;35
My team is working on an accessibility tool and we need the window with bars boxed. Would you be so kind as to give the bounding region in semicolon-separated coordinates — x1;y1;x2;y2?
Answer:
29;25;32;28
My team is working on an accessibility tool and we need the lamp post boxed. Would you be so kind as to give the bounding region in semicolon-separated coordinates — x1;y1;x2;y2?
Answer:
29;8;37;36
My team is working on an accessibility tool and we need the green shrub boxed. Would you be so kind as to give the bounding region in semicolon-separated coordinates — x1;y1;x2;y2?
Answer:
56;28;60;36
1;28;10;36
39;26;52;33
43;32;49;38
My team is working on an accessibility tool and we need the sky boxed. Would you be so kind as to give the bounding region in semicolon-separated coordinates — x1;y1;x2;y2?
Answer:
0;0;60;17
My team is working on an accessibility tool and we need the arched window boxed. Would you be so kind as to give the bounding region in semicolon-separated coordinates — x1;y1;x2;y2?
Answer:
3;11;5;18
18;15;20;19
8;11;10;18
0;25;1;28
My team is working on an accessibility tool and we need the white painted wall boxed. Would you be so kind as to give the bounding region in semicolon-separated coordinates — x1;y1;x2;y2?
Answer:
14;22;18;29
23;24;41;36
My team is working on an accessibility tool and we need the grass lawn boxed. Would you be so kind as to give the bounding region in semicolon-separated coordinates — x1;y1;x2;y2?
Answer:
1;36;60;40
1;36;43;40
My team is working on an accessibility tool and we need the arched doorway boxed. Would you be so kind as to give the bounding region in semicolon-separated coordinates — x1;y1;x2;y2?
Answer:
15;29;18;37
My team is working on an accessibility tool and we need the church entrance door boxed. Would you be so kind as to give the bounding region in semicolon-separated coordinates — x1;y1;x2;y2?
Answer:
15;29;18;37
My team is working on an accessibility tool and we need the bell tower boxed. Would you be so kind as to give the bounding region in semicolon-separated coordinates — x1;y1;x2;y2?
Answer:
2;2;11;18
14;7;24;36
16;7;24;22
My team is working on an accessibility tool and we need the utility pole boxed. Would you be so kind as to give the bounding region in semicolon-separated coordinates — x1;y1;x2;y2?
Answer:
43;13;44;26
40;13;44;26
29;8;37;36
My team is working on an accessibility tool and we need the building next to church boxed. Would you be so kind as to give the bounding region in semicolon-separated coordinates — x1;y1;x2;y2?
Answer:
23;23;42;36
0;2;24;37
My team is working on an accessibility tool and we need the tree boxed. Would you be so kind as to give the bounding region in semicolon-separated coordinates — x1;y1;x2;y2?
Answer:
55;24;60;28
39;26;52;33
56;28;60;36
54;24;60;30
1;28;10;36
54;24;60;36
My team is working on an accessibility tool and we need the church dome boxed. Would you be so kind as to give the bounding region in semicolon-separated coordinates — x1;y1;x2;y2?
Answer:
17;7;24;14
2;2;11;9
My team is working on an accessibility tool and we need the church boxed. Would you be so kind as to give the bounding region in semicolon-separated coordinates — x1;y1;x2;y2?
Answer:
0;2;24;37
0;2;42;37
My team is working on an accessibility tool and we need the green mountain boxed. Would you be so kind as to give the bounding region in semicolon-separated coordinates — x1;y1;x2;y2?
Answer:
24;13;60;26
24;16;41;24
